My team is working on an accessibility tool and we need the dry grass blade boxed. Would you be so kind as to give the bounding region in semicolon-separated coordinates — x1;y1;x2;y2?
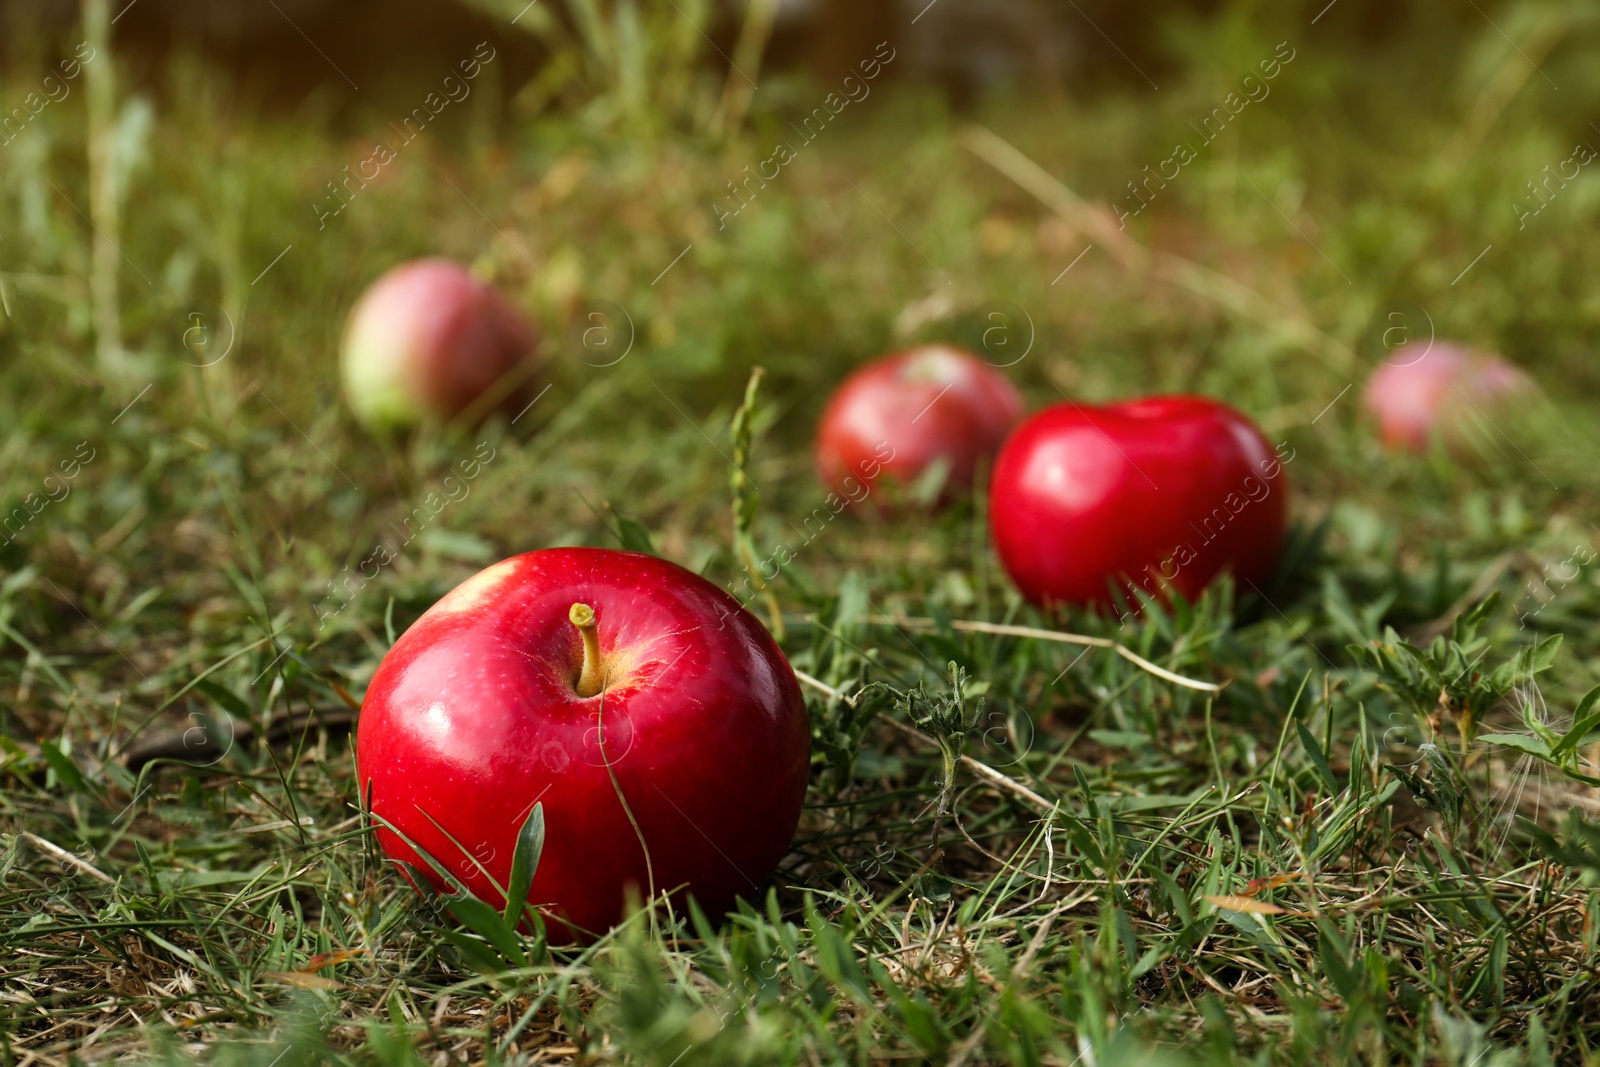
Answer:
1203;894;1314;918
960;124;1356;373
22;832;115;885
1442;12;1569;165
858;614;1223;694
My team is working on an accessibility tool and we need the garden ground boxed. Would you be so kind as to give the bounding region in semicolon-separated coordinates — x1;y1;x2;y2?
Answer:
4;1;1600;1063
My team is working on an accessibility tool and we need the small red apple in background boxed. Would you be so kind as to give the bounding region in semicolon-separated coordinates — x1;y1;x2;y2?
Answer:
341;259;539;432
1362;342;1534;453
814;345;1024;506
990;396;1289;612
355;548;810;942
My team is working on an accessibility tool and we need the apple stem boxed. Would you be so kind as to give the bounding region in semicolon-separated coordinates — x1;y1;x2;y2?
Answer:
569;603;605;698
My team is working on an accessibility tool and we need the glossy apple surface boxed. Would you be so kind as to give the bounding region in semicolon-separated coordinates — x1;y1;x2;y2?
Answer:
814;345;1024;506
341;259;539;432
1362;342;1533;453
355;547;810;941
989;396;1289;611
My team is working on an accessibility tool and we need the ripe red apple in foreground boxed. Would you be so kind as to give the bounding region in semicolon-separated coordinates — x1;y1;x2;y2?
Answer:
990;396;1290;612
814;345;1024;507
355;548;810;941
1362;342;1534;453
341;259;539;432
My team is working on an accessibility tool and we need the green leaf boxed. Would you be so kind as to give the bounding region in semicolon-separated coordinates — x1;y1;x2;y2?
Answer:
1060;813;1105;869
365;810;473;898
135;839;164;896
445;893;526;969
1421;745;1463;832
1529;811;1600;885
1296;720;1337;792
1152;869;1194;927
194;679;250;718
40;738;90;795
1088;730;1152;750
1317;923;1362;1000
1130;944;1166;979
1454;593;1499;644
1478;733;1554;758
907;455;952;506
1576;684;1600;722
1525;701;1562;749
438;926;512;975
502;802;545;928
0;834;21;885
397;862;438;899
606;509;658;555
0;621;72;694
1553;687;1600;759
1385;763;1434;809
807;912;872;1005
1528;634;1565;675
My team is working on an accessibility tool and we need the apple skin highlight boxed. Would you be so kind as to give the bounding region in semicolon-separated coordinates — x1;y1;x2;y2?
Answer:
990;395;1289;612
356;548;810;941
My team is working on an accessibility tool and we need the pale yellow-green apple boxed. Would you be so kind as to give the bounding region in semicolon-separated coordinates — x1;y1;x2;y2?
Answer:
341;259;538;432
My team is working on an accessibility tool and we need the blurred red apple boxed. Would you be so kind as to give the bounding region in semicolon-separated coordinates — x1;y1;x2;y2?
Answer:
355;547;810;941
341;259;539;432
990;396;1289;612
1362;342;1533;453
813;345;1024;507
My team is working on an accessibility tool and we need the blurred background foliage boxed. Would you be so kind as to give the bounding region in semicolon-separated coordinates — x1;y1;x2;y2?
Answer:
2;0;1598;687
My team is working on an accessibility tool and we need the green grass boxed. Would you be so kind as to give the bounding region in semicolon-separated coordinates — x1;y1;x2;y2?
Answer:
6;0;1600;1062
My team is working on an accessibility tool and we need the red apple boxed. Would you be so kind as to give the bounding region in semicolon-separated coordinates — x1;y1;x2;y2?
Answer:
1362;342;1534;453
989;396;1289;612
341;259;539;432
355;548;810;941
813;345;1025;507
